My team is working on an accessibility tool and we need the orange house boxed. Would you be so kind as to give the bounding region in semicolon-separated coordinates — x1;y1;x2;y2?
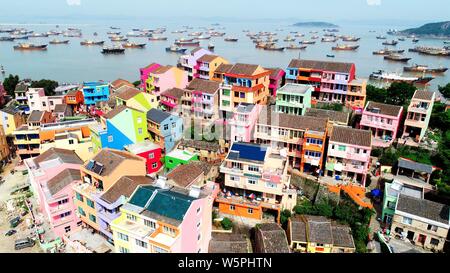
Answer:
64;90;84;112
300;127;328;174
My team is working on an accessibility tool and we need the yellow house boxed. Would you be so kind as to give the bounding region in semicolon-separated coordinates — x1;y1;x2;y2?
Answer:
0;126;10;163
0;106;25;136
115;86;158;112
196;54;229;81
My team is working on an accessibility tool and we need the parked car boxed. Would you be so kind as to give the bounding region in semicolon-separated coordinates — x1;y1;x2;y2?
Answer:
5;230;16;236
9;217;20;228
14;238;35;250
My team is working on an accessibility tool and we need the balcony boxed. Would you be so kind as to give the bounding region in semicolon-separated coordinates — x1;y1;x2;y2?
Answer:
97;208;120;223
220;165;243;175
343;163;366;174
192;96;203;103
216;192;281;211
360;118;396;131
49;203;72;216
404;118;426;129
17;148;40;155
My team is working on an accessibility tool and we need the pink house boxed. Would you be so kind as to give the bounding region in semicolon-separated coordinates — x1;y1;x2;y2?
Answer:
325;126;372;186
178;47;212;81
229;103;262;143
124;141;163;174
26;88;64;113
140;63;161;89
24;148;83;238
266;68;286;97
360;101;403;147
146;65;188;100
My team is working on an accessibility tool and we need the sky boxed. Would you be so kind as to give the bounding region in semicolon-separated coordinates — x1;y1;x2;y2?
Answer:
1;0;448;25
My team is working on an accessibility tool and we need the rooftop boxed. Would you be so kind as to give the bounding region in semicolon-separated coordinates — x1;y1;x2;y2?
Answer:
27;110;46;123
365;101;403;117
215;63;234;74
115;86;142;101
166;149;197;161
227;142;267;163
398;157;434;174
288;59;353;74
235;103;255;113
167;162;204;188
258;106;327;132
277;83;312;95
304;215;333;245
256;223;290;253
124;140;160;155
331;225;355;249
396;194;449;225
209;233;250;253
228;63;261;76
32;148;83;167
305;108;349;124
186;78;220;94
85;149;143;177
101;176;154;204
197;54;219;63
161;87;185;100
413;90;435;101
178;139;220;152
146;108;172;124
331;126;372;147
46;168;81;197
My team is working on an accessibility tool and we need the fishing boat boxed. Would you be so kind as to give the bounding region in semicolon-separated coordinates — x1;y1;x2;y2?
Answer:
322;37;338;42
0;37;14;41
403;64;448;73
326;54;335;58
80;40;105;46
295;33;305;37
300;40;316;45
188;32;202;37
369;70;434;84
101;46;125;54
174;39;200;47
208;43;215;51
412;38;419;43
196;35;211;40
376;35;387;40
122;42;146;48
149;36;168;41
286;44;307;50
398;37;406;41
110;36;128;42
10;35;28;40
382;40;398;46
68;27;81;31
384;54;411;62
126;32;148;38
49;39;69;44
29;33;49;38
64;32;82;38
373;48;405;55
110;26;121;30
332;44;359;51
172;30;186;34
224;37;238;42
210;32;226;37
107;31;121;35
409;46;450;56
263;44;285;51
342;36;360;42
283;35;295;42
311;35;320;39
13;43;47;51
165;45;187;53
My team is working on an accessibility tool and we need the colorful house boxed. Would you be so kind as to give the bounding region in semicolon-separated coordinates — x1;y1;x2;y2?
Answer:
325;126;372;186
185;78;221;123
90;105;149;152
0;106;24;136
265;68;286;97
0;126;10;164
195;54;229;81
164;149;199;171
124;141;163;174
111;182;215;253
72;149;147;238
179;47;212;81
93;175;154;243
285;59;366;111
64;89;84;113
275;83;312;116
27;88;64;113
160;87;185;113
255;106;328;172
0;81;7;106
82;81;110;106
402;90;435;145
54;84;81;96
14;81;29;106
24;148;83;237
211;63;233;83
360;101;403;147
139;63;162;89
115;86;158;112
146;108;183;153
145;65;188;100
177;139;224;163
305;108;349;137
219;63;271;119
229;103;262;143
39;118;97;161
217;142;297;223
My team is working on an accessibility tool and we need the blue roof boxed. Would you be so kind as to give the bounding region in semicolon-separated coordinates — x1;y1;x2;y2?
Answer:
83;81;107;87
228;142;267;163
128;185;196;222
147;108;172;124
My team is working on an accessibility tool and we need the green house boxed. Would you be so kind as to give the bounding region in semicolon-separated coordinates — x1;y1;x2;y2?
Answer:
275;83;312;116
381;180;422;225
164;149;199;171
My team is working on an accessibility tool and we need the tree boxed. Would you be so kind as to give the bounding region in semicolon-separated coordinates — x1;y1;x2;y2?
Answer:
3;74;20;96
366;84;387;103
385;82;416;106
280;209;292;229
430;103;450;130
379;149;398;166
31;79;59;96
221;218;233;230
315;202;333;218
294;200;316;215
438;83;450;99
133;80;141;87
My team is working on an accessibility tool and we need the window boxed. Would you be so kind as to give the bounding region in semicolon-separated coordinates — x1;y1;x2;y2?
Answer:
153;246;168;253
427;225;438;232
69;139;74;145
223;89;230;96
58;199;68;205
152;162;158;169
86;198;95;209
127;214;137;221
136;239;148;248
230;205;235;211
163;226;176;236
76;193;84;204
119;246;129;253
430;238;440;246
197;207;201;214
144;219;156;229
230;176;240;182
78;207;86;217
266;182;277;188
198;234;201;241
247;178;257;185
89;214;96;223
50;101;54;106
108;135;113;143
248;165;259;172
137;117;142;123
172;122;176;128
148;152;155;159
338;145;346;151
64;226;71;233
118;232;129;241
60;211;71;218
402;217;412;225
138;128;143;135
164;124;169;130
387;201;396;210
248;208;253;214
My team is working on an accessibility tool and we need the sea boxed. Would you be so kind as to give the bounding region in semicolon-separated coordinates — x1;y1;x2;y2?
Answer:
1;18;449;91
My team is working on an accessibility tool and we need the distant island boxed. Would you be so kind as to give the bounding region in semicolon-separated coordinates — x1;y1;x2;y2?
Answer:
293;22;339;28
399;21;450;38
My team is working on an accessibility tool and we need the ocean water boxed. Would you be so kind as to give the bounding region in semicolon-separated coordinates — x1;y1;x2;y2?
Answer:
0;19;449;91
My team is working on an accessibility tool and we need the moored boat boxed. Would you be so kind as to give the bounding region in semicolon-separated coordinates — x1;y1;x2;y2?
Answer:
403;64;448;73
326;54;335;58
0;37;14;41
373;48;405;55
263;44;285;51
286;44;307;50
149;36;168;41
174;38;199;47
101;46;125;54
383;54;411;62
376;35;387;40
208;43;215;51
110;36;128;42
13;43;47;51
322;37;338;42
369;70;434;84
300;40;315;45
224;37;238;42
165;45;187;53
122;42;146;48
382;40;398;46
80;40;105;46
49;39;70;44
342;36;360;42
332;44;359;51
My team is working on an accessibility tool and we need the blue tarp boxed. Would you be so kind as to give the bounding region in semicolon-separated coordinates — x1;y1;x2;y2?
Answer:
371;189;382;197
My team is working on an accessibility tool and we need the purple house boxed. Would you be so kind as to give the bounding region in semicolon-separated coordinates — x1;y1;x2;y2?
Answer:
93;175;154;243
178;47;212;81
139;63;161;89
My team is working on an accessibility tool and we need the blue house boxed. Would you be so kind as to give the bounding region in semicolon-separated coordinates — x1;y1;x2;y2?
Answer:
82;81;110;106
146;108;183;153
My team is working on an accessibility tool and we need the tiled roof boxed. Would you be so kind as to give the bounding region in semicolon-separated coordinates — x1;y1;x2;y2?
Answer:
161;87;185;100
331;225;355;249
110;79;133;89
115;87;141;101
146;108;171;124
288;59;353;73
47;168;81;196
290;216;307;242
215;63;233;74
103;105;128;120
87;149;143;176
256;223;290;253
178;139;220;152
397;194;449;225
152;65;173;74
305;108;349;124
27;110;45;123
167;162;204;188
209;234;250;253
228;63;261;76
54;104;68;113
101;176;154;204
227;142;267;163
258;106;327;132
265;67;285;78
413;90;435;101
129;185;196;226
365;101;402;117
34;148;83;166
191;47;204;55
0;106;19;115
186;78;220;94
398;157;434;174
198;54;219;63
15;83;28;92
331;126;372;147
304;215;333;245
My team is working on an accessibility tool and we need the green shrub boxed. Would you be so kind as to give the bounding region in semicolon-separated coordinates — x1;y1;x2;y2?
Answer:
221;218;233;230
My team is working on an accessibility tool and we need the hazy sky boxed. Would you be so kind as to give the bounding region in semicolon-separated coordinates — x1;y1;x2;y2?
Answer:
2;0;448;24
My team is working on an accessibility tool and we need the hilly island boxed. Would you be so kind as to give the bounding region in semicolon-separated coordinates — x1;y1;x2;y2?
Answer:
400;21;450;37
293;21;339;28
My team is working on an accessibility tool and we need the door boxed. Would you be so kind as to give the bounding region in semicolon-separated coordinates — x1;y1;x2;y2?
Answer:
407;231;415;240
418;234;426;245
